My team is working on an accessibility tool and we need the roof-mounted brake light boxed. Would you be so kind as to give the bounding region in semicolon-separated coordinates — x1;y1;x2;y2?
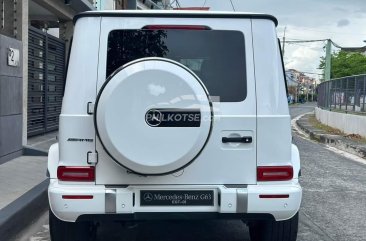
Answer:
142;25;211;30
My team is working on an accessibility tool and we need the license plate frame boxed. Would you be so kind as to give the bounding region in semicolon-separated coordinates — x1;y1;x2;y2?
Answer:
140;190;214;206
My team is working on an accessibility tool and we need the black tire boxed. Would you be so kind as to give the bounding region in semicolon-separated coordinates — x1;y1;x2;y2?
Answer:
49;209;96;241
248;212;299;241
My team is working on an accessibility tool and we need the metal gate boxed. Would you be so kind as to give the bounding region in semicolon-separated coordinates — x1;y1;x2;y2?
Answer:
28;27;65;136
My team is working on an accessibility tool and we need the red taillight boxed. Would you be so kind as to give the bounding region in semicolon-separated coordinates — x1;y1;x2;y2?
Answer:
257;166;293;181
142;25;211;30
62;195;94;200
57;166;95;182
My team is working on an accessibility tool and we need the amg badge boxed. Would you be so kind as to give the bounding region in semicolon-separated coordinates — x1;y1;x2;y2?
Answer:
67;138;93;142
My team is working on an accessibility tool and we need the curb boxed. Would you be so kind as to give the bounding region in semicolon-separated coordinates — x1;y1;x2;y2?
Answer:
296;114;366;159
0;147;47;166
0;179;49;241
23;146;48;156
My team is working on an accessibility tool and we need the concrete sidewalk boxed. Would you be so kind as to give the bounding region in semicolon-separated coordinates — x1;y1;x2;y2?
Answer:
0;156;47;209
27;131;58;153
296;114;366;159
0;132;57;241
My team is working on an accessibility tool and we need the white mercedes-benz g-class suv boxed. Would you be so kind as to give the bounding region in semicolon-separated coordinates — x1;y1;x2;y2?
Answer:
48;10;302;241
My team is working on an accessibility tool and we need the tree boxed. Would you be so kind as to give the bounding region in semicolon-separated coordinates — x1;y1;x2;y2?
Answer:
107;30;168;77
319;51;366;80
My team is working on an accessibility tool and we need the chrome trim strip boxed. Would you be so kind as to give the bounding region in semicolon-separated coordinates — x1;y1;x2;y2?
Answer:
105;189;117;213
224;185;248;189
236;189;248;213
105;185;129;188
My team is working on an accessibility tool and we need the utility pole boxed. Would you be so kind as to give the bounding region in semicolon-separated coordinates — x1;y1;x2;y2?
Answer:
162;0;170;9
324;39;332;81
282;26;287;56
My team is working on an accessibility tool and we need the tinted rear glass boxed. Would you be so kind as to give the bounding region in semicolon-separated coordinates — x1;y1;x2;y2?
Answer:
107;29;246;102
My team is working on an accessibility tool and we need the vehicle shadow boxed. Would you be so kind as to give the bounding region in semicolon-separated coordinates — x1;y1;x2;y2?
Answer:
97;220;251;241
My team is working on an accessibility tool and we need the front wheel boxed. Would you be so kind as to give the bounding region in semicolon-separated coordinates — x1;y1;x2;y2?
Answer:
248;213;299;241
49;209;96;241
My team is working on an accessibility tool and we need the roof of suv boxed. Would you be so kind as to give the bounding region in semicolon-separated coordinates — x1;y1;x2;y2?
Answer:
74;10;278;26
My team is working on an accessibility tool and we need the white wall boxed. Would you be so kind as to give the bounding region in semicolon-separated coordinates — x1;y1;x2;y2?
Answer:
99;0;115;10
315;107;366;138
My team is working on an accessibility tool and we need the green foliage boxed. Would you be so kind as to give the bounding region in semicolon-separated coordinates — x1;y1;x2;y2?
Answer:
319;51;366;80
107;30;168;77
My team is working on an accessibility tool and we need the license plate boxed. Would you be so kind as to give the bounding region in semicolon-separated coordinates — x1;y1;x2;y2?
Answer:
140;190;214;206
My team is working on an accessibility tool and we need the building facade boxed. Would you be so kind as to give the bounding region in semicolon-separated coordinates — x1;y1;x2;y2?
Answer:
286;69;316;102
0;0;166;163
97;0;170;10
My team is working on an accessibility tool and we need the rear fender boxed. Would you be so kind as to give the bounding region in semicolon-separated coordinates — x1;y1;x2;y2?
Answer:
48;143;59;179
291;144;301;179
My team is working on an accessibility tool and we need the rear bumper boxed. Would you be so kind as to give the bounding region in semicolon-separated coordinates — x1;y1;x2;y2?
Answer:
48;180;301;222
76;212;275;222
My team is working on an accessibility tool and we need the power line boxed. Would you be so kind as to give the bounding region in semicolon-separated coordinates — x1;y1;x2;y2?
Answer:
286;68;323;75
330;40;346;49
286;38;309;41
288;43;324;48
280;37;323;41
299;71;324;76
229;0;236;11
169;0;177;8
175;0;181;8
281;38;364;49
329;40;363;49
289;26;366;36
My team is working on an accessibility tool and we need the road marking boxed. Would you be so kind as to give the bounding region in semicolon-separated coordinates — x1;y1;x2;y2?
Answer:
292;112;366;166
300;210;335;241
291;112;312;139
324;145;366;165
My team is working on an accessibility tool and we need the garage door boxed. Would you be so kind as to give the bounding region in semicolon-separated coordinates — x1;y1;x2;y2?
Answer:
28;27;65;136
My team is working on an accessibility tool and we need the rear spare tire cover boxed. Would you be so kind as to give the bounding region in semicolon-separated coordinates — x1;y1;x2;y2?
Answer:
95;58;212;175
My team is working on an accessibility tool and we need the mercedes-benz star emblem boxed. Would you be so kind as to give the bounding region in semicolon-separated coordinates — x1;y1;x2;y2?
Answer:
145;109;162;127
143;192;153;202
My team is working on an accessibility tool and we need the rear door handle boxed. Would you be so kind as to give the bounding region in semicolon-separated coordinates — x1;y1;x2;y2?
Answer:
222;136;252;143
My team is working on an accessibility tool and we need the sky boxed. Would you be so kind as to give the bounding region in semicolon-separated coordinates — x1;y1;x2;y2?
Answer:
175;0;366;80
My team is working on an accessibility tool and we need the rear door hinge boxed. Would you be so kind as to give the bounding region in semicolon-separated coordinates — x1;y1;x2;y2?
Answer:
87;151;98;165
87;102;94;115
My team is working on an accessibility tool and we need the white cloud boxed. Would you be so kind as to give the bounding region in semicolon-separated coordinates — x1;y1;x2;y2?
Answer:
177;0;366;79
285;44;324;79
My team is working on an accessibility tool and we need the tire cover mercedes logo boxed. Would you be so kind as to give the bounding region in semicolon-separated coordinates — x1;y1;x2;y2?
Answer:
145;109;162;127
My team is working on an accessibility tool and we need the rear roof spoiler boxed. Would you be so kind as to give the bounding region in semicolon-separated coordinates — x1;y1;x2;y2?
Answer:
73;10;278;26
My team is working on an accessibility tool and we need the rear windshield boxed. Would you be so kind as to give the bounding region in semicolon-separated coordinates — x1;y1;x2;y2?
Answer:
107;29;246;102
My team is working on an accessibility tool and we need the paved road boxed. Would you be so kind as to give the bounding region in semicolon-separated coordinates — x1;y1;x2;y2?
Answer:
17;103;366;241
